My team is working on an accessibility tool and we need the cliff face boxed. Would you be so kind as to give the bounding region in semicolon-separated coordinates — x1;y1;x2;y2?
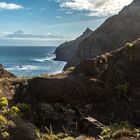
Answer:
64;0;140;69
54;28;93;61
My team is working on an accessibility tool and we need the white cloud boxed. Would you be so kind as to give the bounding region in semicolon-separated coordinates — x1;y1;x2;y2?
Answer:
65;11;73;14
56;0;133;16
40;8;46;12
0;30;66;46
0;2;23;10
56;16;63;19
46;32;51;35
1;30;65;41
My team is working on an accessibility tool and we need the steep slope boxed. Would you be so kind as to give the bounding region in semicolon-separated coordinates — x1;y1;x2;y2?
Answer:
54;28;93;61
64;0;140;69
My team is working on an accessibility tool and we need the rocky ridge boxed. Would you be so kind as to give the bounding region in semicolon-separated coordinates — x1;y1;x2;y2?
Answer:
54;28;93;61
64;0;140;70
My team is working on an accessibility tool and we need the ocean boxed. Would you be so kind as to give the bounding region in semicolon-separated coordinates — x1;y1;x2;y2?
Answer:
0;46;66;77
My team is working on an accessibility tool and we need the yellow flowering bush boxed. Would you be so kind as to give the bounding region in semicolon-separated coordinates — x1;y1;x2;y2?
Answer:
1;131;10;139
0;97;31;139
8;106;21;118
11;106;20;112
101;128;111;135
0;115;7;125
0;97;8;107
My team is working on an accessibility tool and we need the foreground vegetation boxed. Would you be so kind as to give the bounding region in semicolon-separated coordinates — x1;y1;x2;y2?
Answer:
0;94;140;140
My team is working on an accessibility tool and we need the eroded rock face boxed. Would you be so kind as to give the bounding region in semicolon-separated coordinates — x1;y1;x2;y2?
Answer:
64;0;140;69
55;28;93;61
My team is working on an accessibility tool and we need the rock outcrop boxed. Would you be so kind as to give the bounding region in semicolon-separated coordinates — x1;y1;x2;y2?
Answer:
64;0;140;70
54;28;93;61
0;64;15;78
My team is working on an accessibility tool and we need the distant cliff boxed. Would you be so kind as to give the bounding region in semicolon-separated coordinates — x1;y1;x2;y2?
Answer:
64;0;140;70
54;28;93;61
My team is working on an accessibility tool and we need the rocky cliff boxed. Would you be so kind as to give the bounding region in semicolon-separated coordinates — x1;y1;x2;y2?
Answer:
64;0;140;70
54;28;93;61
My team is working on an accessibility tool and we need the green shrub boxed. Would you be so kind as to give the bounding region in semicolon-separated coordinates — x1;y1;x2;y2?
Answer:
125;43;134;48
116;83;129;96
100;121;133;139
17;103;30;112
8;106;21;118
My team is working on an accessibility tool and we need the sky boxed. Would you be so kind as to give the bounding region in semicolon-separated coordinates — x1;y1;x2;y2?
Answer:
0;0;133;46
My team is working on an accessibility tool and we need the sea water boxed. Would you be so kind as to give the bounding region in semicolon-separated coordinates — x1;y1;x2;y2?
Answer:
0;46;66;77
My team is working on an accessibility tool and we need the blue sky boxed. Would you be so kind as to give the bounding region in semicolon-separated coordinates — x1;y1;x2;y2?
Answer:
0;0;133;46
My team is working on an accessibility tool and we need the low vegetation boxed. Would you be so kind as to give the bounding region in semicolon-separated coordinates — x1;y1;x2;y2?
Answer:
116;83;129;97
100;122;140;139
0;95;31;140
125;43;134;48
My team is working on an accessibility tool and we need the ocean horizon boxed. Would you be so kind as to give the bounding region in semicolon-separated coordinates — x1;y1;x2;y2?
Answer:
0;46;66;77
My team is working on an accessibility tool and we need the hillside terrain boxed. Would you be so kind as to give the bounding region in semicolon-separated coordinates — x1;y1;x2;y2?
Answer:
0;39;140;140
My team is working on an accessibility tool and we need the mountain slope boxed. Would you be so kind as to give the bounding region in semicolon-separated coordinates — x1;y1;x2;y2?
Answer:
54;28;93;61
64;0;140;70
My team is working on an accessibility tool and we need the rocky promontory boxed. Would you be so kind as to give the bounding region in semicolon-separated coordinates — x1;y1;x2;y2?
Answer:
54;28;93;61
